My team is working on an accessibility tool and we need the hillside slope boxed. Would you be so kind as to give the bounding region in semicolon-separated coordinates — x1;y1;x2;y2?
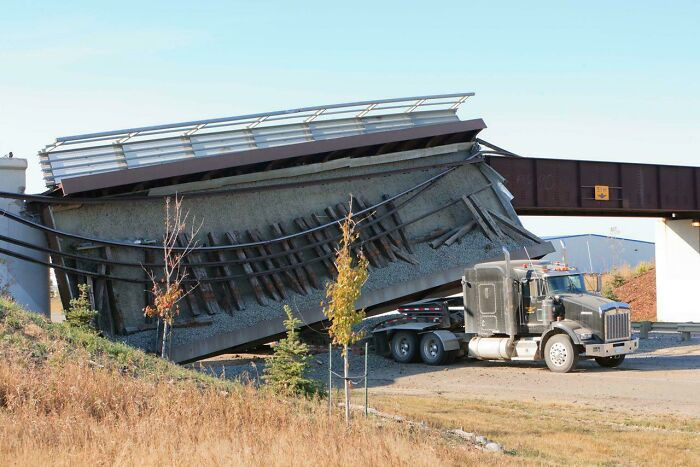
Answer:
613;268;656;321
0;298;495;466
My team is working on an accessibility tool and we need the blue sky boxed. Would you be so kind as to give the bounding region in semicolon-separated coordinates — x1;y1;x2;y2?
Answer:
1;1;698;242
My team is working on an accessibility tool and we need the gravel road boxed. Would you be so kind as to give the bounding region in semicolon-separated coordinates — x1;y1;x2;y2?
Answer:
364;333;700;418
196;332;700;417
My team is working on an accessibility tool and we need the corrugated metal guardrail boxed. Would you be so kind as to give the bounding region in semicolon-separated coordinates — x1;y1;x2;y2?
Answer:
632;322;700;341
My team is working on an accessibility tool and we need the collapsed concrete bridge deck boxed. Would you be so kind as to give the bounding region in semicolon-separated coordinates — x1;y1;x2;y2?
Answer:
42;144;551;362
13;94;553;362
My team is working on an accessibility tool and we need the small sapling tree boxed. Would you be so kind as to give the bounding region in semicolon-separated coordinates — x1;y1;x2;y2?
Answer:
143;195;200;359
322;201;369;423
65;283;98;330
263;305;322;398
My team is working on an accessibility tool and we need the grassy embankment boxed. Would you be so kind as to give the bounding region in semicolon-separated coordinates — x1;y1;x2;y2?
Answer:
369;394;700;466
0;298;494;466
3;296;697;465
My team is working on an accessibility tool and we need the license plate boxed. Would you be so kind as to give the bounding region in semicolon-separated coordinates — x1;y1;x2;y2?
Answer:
614;346;626;354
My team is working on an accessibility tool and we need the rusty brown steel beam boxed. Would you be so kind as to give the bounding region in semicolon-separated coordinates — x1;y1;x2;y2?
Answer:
486;156;700;218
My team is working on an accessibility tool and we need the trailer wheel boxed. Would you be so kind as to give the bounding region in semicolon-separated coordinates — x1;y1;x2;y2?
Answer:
419;332;448;365
391;331;418;363
595;355;625;368
544;334;578;373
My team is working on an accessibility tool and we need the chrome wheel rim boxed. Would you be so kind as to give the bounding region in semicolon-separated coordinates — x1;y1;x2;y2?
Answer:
549;342;568;367
398;338;411;356
426;339;439;358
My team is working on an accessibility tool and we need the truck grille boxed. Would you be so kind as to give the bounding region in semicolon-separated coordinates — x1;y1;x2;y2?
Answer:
605;310;630;341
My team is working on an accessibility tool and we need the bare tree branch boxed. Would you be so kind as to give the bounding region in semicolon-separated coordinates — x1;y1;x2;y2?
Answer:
142;194;201;359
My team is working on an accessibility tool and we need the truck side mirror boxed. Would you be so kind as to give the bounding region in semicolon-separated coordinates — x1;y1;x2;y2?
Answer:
595;274;603;294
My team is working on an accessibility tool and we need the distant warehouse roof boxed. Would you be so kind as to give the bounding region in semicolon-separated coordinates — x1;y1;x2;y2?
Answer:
38;93;486;195
542;234;655;273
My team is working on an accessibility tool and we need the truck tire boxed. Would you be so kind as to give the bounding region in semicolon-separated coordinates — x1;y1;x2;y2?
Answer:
419;332;448;365
544;334;578;373
391;331;418;363
595;355;625;368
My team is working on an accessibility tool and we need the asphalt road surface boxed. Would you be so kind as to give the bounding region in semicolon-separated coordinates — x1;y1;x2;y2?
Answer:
200;333;700;417
367;335;700;417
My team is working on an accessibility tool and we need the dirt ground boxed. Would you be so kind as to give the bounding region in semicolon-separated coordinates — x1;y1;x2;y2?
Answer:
367;337;700;418
201;333;700;418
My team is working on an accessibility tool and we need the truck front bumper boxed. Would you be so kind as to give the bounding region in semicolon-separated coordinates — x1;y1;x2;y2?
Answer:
581;338;639;357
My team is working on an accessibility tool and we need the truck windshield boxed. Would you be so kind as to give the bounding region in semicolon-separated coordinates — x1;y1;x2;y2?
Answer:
546;274;586;294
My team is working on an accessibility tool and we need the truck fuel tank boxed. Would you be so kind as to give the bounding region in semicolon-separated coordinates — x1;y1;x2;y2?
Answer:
468;336;540;361
468;337;513;360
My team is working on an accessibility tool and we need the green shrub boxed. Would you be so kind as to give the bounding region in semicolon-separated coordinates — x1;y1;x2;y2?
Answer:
263;305;324;398
602;271;626;301
65;284;98;331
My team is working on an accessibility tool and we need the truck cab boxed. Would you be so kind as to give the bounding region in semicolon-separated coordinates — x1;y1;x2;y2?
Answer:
464;259;639;372
372;252;639;372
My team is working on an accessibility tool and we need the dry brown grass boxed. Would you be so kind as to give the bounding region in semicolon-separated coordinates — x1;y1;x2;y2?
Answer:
6;295;694;466
0;298;501;466
0;359;497;466
601;262;654;292
370;394;700;466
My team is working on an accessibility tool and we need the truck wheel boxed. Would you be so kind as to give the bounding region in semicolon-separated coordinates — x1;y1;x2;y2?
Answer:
391;331;418;363
595;355;625;368
544;334;578;373
419;332;448;365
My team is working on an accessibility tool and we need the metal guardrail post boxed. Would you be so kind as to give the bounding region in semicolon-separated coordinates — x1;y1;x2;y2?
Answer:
640;321;652;339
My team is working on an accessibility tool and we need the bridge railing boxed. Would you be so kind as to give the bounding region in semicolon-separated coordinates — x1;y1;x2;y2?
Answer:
39;92;475;185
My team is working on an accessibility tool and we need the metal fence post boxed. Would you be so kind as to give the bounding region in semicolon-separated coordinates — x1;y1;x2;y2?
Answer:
154;318;161;354
364;341;369;418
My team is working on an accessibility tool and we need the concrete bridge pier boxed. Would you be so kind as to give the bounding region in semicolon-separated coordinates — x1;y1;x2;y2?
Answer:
655;218;700;322
0;158;50;316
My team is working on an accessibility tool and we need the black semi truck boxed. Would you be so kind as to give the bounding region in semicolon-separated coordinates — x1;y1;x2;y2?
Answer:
372;249;639;372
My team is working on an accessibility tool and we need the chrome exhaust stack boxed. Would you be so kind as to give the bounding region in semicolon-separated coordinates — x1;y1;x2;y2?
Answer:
502;246;517;338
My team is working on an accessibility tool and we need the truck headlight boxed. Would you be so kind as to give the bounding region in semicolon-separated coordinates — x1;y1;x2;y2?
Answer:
574;328;594;340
